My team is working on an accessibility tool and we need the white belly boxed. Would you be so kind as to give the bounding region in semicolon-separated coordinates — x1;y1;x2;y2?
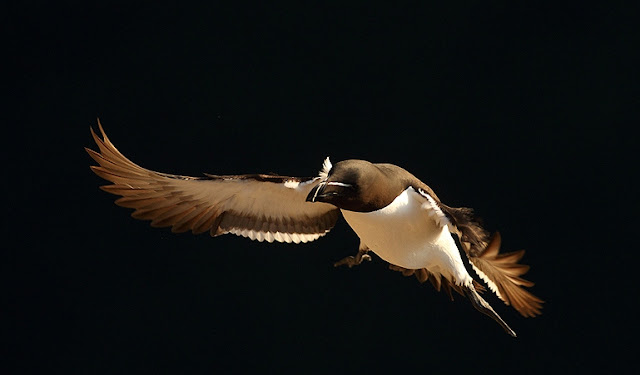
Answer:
341;188;472;285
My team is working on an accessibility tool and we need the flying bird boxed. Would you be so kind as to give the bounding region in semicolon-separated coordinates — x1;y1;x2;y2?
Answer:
86;121;542;336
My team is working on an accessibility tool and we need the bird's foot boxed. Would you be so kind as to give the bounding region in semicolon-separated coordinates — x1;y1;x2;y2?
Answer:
334;252;371;268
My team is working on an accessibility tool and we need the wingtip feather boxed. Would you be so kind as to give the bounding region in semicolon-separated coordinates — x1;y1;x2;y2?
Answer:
470;232;544;317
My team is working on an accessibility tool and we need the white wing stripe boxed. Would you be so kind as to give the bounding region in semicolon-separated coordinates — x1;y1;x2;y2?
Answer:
415;188;452;228
228;228;327;243
471;263;505;301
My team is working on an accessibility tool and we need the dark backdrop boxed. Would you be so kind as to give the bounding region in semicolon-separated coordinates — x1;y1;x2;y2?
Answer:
5;2;637;374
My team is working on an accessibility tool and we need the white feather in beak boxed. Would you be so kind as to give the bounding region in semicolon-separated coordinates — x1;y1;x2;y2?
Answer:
319;157;332;179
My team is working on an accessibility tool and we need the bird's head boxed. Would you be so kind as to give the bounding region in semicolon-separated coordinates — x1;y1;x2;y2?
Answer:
306;158;377;211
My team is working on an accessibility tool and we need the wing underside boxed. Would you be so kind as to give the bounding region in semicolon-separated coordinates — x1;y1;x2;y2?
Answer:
86;121;340;243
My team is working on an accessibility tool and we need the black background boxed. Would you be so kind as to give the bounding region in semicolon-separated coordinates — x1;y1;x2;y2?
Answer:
5;2;637;373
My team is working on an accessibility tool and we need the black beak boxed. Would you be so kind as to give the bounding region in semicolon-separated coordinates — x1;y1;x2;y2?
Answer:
306;183;326;202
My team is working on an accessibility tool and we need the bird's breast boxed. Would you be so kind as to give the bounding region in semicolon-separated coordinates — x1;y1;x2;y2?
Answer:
341;188;459;271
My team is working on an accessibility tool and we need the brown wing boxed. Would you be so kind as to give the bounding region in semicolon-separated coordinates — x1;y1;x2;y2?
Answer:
86;120;340;243
414;187;543;317
467;232;543;317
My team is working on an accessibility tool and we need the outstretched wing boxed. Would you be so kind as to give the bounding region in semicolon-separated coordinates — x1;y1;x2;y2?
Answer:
86;121;340;243
414;186;543;317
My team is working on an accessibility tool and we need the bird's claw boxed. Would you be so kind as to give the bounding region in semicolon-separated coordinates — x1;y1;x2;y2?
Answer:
334;253;371;268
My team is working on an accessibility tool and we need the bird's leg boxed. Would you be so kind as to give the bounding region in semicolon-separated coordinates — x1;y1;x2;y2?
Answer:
464;285;517;337
334;242;371;268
